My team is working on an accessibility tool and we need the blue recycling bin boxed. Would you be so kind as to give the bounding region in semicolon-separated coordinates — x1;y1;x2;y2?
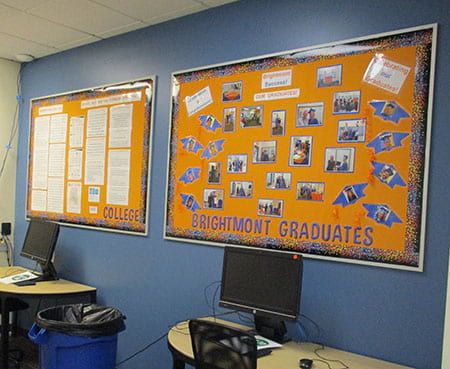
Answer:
29;304;125;369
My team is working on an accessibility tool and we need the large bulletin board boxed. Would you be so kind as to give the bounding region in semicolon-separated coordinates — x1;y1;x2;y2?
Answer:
27;78;155;235
165;25;436;270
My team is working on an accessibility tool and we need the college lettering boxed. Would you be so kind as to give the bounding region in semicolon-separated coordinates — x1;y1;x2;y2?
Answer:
103;206;140;222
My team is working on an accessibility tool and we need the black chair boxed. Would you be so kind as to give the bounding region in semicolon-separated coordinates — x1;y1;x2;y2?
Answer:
1;298;29;368
189;319;257;369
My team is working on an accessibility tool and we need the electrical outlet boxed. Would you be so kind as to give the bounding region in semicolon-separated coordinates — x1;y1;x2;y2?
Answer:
1;223;11;236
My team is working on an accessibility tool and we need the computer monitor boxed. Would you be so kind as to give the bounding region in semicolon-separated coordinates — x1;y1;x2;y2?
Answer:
20;219;60;281
219;246;303;342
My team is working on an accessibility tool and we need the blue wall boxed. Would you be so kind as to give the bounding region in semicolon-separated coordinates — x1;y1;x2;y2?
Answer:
14;1;450;368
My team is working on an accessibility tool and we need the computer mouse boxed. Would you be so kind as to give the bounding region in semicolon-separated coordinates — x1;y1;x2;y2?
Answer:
299;358;313;369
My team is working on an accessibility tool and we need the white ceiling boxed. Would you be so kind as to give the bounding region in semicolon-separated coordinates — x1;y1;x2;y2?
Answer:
0;0;237;62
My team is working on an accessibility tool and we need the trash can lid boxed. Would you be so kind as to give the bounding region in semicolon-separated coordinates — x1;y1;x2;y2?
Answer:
36;303;125;337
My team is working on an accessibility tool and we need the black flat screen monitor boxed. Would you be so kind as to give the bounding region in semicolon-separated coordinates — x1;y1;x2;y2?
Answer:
219;247;303;342
20;220;60;281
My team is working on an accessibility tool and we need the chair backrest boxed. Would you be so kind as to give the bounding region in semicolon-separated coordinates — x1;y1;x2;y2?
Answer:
189;319;257;369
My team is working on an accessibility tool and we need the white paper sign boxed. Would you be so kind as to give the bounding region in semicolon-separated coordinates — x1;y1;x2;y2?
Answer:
69;116;84;148
81;92;142;109
88;186;100;202
185;86;213;116
254;88;300;101
363;54;410;94
38;104;63;116
261;69;292;89
32;116;50;190
109;104;133;148
31;190;47;211
87;108;108;137
49;114;68;143
66;182;82;214
47;177;64;213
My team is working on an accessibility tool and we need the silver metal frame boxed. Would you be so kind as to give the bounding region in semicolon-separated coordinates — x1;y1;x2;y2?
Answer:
26;76;156;236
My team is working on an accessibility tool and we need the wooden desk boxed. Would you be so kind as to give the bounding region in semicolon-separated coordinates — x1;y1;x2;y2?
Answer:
167;318;412;369
0;266;96;369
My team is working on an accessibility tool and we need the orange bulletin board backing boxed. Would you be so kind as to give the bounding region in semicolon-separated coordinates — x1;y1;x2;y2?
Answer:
165;25;437;271
27;78;155;235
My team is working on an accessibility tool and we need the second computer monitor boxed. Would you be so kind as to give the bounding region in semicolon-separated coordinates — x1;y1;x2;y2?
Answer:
219;246;303;342
20;219;60;281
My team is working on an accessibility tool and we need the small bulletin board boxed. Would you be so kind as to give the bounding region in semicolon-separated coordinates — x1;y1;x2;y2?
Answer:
165;25;437;271
26;77;155;235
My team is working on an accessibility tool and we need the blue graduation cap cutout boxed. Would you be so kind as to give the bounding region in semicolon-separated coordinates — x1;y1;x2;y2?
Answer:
367;131;409;153
179;168;200;184
332;183;368;207
363;203;402;227
372;161;406;188
199;115;222;132
181;136;203;154
201;139;225;159
180;193;201;212
369;100;409;124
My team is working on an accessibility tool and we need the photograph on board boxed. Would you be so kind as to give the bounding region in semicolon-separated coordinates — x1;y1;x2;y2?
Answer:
337;119;366;142
266;172;291;190
253;140;276;163
227;154;248;173
257;199;283;217
223;107;236;132
296;181;325;201
333;91;360;114
296;102;324;127
230;181;253;198
271;110;285;135
222;81;242;102
207;162;221;184
240;106;263;128
324;147;355;172
289;136;312;166
317;64;342;87
203;189;224;209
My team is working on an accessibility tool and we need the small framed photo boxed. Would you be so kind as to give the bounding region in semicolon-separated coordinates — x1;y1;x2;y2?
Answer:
257;199;283;218
317;64;342;87
324;147;355;172
230;181;253;198
203;189;224;209
343;185;358;203
380;133;395;150
375;205;391;223
378;164;396;185
289;136;313;166
253;140;276;163
207;162;221;184
184;195;195;210
381;101;397;117
333;91;361;114
222;81;242;102
296;182;325;201
223;107;236;132
240;106;263;128
227;154;248;173
266;172;291;190
271;110;285;136
296;102;324;127
337;118;366;143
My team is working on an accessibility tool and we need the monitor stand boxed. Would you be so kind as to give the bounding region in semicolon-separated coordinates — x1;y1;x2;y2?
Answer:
254;315;290;343
34;261;59;282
